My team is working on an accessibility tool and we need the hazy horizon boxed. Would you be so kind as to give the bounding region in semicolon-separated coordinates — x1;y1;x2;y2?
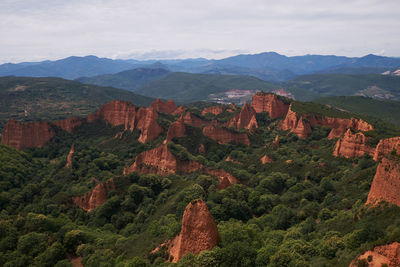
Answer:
1;0;399;64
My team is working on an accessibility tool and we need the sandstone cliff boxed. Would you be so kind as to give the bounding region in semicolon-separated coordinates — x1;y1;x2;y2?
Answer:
205;169;239;190
53;117;86;133
172;106;186;115
366;157;400;206
72;178;115;212
135;107;164;143
183;112;213;128
151;98;177;114
373;137;400;161
168;199;220;262
279;105;312;139
226;101;258;131
66;145;74;168
166;116;186;142
350;242;400;267
333;129;374;158
260;155;274;164
123;144;202;175
87;100;136;131
251;92;289;119
202;106;223;116
1;119;56;150
202;125;250;146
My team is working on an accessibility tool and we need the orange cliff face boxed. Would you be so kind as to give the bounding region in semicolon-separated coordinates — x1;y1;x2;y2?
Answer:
350;242;400;267
333;129;374;158
279;105;312;139
66;145;74;168
135;107;163;143
166;115;186;142
373;137;400;161
202;125;250;146
168;199;220;262
53;117;86;133
251;92;289;119
226;101;258;131
87;100;137;131
279;104;374;139
202;106;223;116
1;119;56;150
123;144;202;175
72;179;115;212
183;112;214;128
151;98;177;114
205;169;239;190
366;157;400;207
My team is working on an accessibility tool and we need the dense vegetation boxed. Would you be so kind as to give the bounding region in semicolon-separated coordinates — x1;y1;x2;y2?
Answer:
0;76;154;132
2;101;400;267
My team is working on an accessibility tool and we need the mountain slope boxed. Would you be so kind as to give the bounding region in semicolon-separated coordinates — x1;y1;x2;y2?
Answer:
0;76;154;131
285;73;400;101
76;68;170;92
135;72;277;103
314;96;400;126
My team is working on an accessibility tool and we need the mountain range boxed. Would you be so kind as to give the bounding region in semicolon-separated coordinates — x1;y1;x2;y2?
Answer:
2;52;400;82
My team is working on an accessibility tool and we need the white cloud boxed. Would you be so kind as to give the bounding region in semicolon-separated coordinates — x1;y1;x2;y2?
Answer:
0;0;399;63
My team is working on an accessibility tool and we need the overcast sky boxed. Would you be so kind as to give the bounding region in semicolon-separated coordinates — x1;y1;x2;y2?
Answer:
1;0;399;63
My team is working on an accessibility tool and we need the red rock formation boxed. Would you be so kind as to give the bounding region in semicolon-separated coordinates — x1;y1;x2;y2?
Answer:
183;112;212;128
333;129;374;158
279;105;312;138
366;157;400;206
172;106;185;115
53;117;85;133
168;199;220;262
251;92;289;119
151;98;177;114
273;135;280;147
72;179;115;212
202;125;250;146
205;169;239;190
226;101;258;131
350;242;400;267
260;155;274;164
135;107;164;143
124;144;202;175
66;144;74;168
1;119;56;150
280;104;373;139
373;137;400;161
198;144;206;154
202;106;223;116
226;103;237;113
166;115;186;142
87;100;136;131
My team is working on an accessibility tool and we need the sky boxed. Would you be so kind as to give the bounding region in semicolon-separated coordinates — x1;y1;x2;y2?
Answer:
0;0;399;63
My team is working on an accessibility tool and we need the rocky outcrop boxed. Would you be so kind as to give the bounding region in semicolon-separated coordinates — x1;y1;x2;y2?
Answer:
279;105;312;138
53;117;85;133
151;98;177;114
373;137;400;161
166;116;186;142
280;104;374;139
1;119;56;150
350;242;400;267
260;155;274;164
333;129;374;158
366;157;400;206
205;169;239;190
202;106;223;116
273;135;280;147
123;144;202;175
72;179;115;212
135;107;164;143
183;113;213;128
87;100;136;131
168;199;220;262
66;145;74;168
251;92;289;119
172;106;185;115
198;144;206;154
202;125;250;146
227;101;258;131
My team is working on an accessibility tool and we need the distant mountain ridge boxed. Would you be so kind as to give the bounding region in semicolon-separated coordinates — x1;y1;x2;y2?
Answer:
2;52;400;81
